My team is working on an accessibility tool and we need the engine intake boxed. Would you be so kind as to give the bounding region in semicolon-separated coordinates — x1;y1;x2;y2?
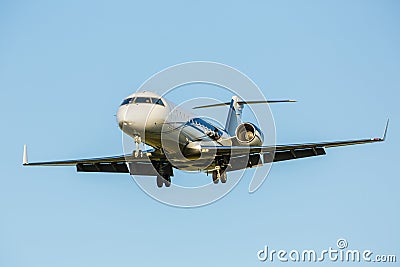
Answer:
235;123;263;146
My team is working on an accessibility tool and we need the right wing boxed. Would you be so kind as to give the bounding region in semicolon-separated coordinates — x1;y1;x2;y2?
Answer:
22;145;160;175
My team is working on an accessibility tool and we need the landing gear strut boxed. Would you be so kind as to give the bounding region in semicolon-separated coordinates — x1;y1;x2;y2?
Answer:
134;135;142;157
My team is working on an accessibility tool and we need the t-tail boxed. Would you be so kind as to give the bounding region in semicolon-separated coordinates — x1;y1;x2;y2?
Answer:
225;96;244;135
192;96;297;135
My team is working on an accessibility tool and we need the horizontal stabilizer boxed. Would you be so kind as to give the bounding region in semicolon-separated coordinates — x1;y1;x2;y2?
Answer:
193;99;296;109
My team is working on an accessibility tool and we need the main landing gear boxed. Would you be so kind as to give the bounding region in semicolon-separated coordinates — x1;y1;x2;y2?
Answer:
156;174;171;188
212;167;227;184
152;161;174;188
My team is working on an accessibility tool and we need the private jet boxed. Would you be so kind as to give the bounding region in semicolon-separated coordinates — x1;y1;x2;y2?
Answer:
23;91;388;187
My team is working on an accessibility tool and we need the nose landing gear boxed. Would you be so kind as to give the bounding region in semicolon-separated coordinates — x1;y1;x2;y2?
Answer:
133;135;142;157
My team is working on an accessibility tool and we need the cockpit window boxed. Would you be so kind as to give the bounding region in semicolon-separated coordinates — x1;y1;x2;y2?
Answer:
151;98;165;106
120;97;133;106
135;97;151;103
120;96;165;107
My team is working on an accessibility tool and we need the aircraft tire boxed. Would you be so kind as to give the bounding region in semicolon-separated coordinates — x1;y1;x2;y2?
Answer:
164;175;171;187
212;171;219;184
156;175;163;188
220;172;227;183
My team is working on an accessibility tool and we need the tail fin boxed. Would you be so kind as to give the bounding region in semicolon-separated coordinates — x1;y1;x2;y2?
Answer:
225;96;244;135
192;97;296;135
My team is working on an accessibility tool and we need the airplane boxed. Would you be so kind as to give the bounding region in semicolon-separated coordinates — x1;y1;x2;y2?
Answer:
23;91;388;188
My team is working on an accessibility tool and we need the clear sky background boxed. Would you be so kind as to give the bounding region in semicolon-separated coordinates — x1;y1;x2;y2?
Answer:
0;0;399;266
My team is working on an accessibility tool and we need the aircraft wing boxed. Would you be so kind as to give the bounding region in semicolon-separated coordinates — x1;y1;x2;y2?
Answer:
22;145;159;174
202;120;388;163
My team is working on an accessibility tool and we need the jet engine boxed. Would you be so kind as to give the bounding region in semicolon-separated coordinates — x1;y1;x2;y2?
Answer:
235;123;264;146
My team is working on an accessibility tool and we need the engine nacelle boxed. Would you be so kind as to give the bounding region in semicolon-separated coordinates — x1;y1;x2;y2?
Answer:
235;123;264;146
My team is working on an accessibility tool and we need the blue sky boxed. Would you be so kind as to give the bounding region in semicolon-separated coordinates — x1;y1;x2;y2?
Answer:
0;0;399;266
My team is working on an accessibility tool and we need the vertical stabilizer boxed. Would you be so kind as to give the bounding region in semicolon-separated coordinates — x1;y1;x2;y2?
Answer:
224;96;244;135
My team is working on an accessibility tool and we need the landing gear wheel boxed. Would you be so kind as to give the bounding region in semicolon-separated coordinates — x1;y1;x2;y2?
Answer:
156;175;163;188
164;175;171;187
212;171;219;184
220;172;227;183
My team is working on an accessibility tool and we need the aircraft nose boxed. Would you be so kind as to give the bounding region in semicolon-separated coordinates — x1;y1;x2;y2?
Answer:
117;104;164;135
117;105;128;128
117;105;146;132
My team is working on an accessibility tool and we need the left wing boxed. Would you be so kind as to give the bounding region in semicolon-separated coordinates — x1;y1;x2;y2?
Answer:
201;119;388;163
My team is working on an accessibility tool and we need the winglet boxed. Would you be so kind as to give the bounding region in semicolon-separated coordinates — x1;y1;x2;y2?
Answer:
23;144;28;165
382;118;389;141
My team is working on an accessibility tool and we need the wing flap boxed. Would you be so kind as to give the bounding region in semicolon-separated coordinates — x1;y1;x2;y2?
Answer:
265;147;326;163
77;162;129;173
